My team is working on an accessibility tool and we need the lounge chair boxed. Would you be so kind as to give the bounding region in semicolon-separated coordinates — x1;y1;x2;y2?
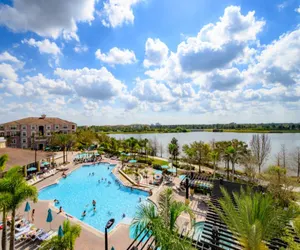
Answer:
15;226;31;241
37;230;56;241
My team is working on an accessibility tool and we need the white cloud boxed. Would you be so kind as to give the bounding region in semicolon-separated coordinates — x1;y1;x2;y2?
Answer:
172;84;195;98
95;47;136;66
0;79;24;96
132;78;173;103
55;67;126;100
0;63;18;81
277;1;288;11
246;28;300;87
22;39;61;56
22;38;61;66
23;74;73;96
295;6;300;13
74;45;88;53
0;51;24;68
100;0;142;28
0;0;96;40
203;68;243;91
143;38;169;68
177;6;265;73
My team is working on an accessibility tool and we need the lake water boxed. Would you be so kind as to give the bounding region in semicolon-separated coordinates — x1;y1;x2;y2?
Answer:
111;132;300;170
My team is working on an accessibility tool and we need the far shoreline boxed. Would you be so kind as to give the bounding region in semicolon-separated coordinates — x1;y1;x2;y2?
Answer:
106;129;300;134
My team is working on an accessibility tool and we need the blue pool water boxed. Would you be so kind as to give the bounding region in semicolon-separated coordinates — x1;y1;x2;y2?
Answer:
39;163;149;232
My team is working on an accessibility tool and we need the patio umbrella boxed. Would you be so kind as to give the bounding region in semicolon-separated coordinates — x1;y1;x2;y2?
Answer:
24;202;31;220
161;165;169;169
46;208;53;229
27;167;37;172
167;168;176;173
58;225;64;237
111;247;115;250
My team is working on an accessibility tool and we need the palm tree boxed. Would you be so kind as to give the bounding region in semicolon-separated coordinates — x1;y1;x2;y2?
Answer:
0;166;38;250
0;154;10;250
212;187;299;250
209;150;219;178
131;188;195;249
168;143;177;174
40;220;81;250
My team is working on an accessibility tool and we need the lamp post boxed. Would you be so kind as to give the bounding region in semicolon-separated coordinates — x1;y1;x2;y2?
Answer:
105;218;115;250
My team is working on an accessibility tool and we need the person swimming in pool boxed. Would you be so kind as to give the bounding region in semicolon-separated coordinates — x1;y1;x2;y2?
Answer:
122;213;126;218
139;197;142;203
82;210;86;217
93;207;96;213
92;200;96;207
54;199;60;204
98;180;101;184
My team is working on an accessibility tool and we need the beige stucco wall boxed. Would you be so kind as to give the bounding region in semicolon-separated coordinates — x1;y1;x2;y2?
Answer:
0;141;6;148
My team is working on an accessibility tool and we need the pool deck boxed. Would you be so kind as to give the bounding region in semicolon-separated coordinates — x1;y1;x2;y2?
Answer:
9;152;207;250
13;152;135;250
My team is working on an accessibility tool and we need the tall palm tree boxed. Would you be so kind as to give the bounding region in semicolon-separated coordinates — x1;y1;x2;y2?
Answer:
209;150;219;178
0;154;9;250
131;188;195;250
0;166;38;250
41;220;81;250
212;187;299;250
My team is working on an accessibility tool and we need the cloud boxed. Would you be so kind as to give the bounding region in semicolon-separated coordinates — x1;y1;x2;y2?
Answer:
0;0;96;40
22;38;61;66
0;79;24;96
74;44;88;53
0;51;24;68
22;39;61;56
172;83;195;98
23;74;73;96
203;68;243;91
132;78;173;103
55;67;125;100
246;28;300;87
95;47;136;66
0;63;18;81
143;38;169;68
177;6;264;73
277;1;288;11
295;6;300;13
100;0;142;28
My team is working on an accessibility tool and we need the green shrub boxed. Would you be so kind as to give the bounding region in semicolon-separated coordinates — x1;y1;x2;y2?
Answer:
153;164;162;170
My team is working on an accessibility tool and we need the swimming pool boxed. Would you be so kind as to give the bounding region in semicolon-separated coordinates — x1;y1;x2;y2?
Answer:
39;163;149;232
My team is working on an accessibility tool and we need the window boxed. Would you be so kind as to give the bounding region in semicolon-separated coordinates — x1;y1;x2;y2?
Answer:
72;125;75;129
63;125;68;129
47;132;51;136
31;125;36;130
11;132;16;136
12;139;16;144
22;138;27;143
11;126;17;130
46;125;51;130
22;132;26;137
6;132;10;136
0;125;4;130
22;125;27;130
55;125;59;130
31;131;35;136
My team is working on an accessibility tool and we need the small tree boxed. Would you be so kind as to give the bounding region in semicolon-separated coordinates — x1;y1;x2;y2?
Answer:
41;220;81;250
250;134;271;174
291;147;300;182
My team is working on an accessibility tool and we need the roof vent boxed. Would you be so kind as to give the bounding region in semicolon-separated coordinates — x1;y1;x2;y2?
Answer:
40;114;46;119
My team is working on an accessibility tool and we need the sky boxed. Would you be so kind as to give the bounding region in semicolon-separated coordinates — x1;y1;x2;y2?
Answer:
0;0;299;126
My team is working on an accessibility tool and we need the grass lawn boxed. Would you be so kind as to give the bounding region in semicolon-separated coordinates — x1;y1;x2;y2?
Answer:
151;158;169;166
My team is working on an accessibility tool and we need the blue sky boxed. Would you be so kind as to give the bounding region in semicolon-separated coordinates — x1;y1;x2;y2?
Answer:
0;0;299;125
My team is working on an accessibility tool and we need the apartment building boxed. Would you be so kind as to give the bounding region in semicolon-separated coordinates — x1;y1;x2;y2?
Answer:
0;115;77;150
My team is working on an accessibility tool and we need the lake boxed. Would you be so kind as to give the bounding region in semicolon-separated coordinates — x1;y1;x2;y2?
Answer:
111;132;300;171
